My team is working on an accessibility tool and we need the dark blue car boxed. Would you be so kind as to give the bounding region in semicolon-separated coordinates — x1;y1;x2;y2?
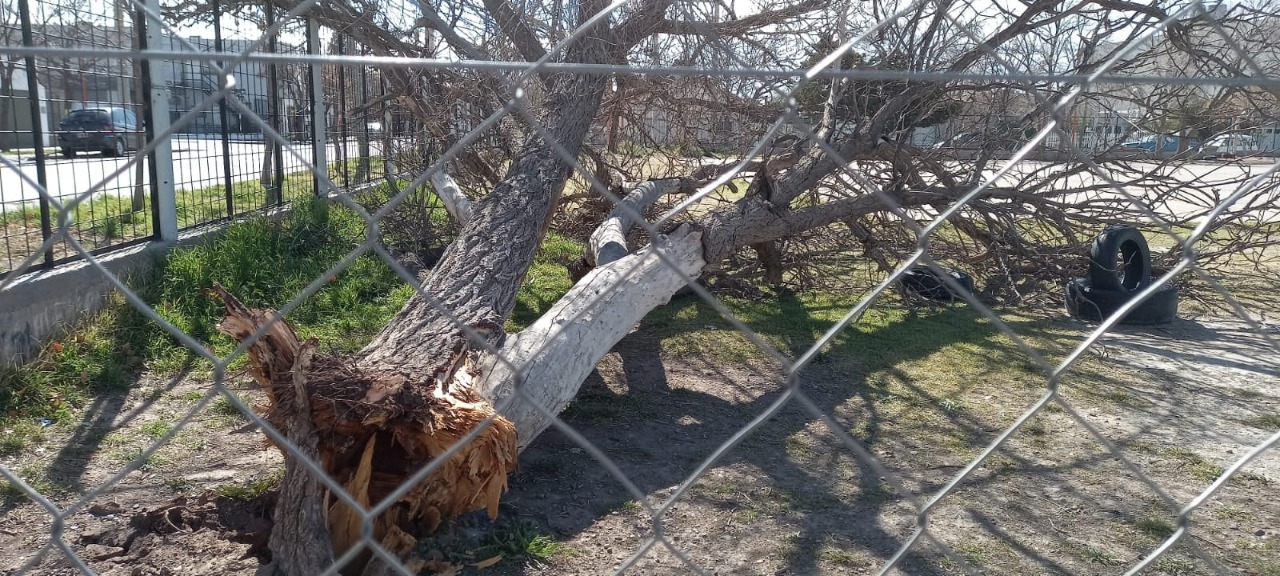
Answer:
56;107;143;158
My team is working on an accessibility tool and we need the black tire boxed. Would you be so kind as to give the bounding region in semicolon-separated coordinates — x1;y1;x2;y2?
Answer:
62;148;76;159
106;139;125;157
1088;224;1151;292
1065;277;1178;325
899;265;975;301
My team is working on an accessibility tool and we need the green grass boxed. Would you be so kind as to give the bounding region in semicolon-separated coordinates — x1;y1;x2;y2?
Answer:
0;147;59;158
0;194;412;432
1239;413;1280;430
216;468;284;502
3;157;385;269
1163;447;1226;483
414;516;566;568
509;233;586;330
1134;516;1177;539
478;519;563;563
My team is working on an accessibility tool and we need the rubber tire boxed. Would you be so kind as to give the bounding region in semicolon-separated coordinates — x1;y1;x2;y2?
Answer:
106;139;125;157
62;148;76;159
1088;224;1151;292
1065;277;1177;325
899;266;975;302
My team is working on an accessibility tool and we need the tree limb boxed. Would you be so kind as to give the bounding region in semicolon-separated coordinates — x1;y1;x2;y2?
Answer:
482;0;549;62
588;178;691;266
431;170;472;225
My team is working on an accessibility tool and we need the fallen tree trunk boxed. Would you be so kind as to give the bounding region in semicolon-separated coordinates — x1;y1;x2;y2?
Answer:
480;224;705;448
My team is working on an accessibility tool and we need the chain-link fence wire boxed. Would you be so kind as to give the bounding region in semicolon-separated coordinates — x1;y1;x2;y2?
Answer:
3;0;1280;573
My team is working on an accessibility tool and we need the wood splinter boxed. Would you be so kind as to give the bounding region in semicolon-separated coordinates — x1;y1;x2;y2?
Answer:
209;285;518;575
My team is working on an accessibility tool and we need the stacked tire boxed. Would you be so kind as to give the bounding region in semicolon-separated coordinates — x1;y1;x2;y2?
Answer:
1065;224;1178;325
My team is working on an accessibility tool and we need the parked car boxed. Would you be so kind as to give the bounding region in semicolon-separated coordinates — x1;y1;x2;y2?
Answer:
1119;135;1200;155
1202;133;1259;158
56;107;143;158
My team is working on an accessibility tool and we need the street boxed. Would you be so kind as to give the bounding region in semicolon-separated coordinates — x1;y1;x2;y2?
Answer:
0;136;376;209
3;141;1279;223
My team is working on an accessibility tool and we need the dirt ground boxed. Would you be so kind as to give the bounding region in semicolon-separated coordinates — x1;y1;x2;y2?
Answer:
1;314;1277;575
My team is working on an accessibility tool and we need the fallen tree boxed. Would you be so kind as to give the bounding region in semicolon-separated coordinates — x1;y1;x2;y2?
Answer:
186;0;1280;573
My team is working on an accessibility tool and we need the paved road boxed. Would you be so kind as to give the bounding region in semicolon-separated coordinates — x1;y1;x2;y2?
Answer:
4;142;1279;223
0;136;377;209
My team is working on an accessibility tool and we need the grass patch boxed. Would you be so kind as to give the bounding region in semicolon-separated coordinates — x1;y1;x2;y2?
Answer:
1238;413;1280;430
0;194;412;431
1134;516;1177;539
477;519;563;564
0;420;48;457
509;233;585;330
210;393;250;419
415;516;566;568
953;542;987;566
140;420;172;440
216;468;283;502
1163;448;1225;483
818;547;860;566
165;476;195;493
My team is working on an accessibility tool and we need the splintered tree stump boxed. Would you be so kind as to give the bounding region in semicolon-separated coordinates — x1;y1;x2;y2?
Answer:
210;286;518;574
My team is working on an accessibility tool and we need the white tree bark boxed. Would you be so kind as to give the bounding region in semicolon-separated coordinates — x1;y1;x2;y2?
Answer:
479;224;705;449
588;178;686;266
431;170;471;224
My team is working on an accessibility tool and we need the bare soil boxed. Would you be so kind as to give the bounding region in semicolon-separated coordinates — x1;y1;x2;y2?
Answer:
1;314;1277;575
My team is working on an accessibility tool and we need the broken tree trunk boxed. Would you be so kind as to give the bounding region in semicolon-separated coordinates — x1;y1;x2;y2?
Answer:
213;286;517;575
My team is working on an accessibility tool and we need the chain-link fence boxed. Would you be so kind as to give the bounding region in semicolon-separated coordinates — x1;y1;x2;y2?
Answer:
2;0;1280;574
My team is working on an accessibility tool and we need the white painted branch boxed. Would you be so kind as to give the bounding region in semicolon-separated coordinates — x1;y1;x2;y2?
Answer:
588;178;686;266
478;224;705;450
431;170;471;224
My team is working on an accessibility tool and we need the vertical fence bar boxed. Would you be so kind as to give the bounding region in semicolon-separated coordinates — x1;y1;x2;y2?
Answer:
306;17;327;196
17;0;53;267
265;2;283;206
356;45;370;185
213;0;235;217
141;0;176;241
336;34;349;191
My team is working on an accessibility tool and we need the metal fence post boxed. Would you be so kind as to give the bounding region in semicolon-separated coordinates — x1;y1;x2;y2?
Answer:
336;34;349;191
141;0;177;241
265;3;283;206
307;17;327;196
213;0;235;217
17;0;53;268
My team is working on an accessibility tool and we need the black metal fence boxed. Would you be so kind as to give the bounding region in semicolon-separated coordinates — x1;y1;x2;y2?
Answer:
0;0;398;278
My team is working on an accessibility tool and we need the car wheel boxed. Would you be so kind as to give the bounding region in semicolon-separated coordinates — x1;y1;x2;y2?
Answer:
106;139;125;157
62;148;76;159
1088;224;1151;292
1065;277;1178;325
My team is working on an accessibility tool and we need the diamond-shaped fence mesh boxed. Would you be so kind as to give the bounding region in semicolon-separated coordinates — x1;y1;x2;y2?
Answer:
2;0;1279;574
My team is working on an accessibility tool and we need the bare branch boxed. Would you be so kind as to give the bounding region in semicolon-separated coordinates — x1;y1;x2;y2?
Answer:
482;0;549;62
431;170;472;225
